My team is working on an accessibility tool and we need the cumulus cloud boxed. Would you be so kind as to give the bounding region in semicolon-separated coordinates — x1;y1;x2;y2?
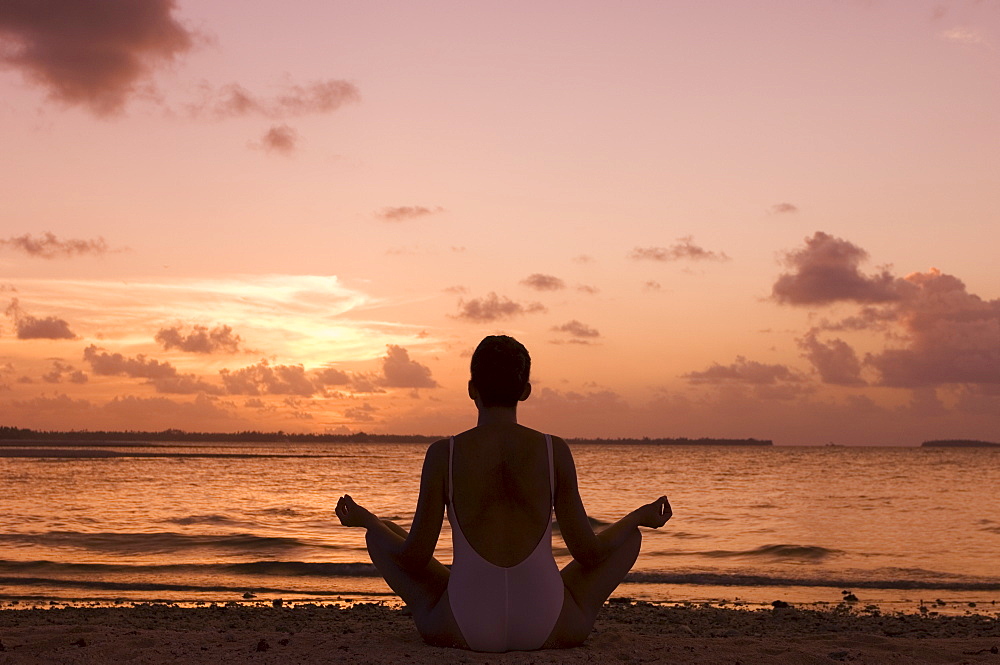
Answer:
155;324;243;354
630;237;730;263
381;345;437;388
0;232;110;258
683;356;803;385
343;403;377;422
552;320;600;340
0;0;194;115
42;359;88;384
768;203;798;214
455;292;546;322
521;274;565;291
83;344;220;394
375;206;444;222
220;360;315;396
799;331;865;386
865;268;1000;387
772;232;902;305
190;79;360;120
257;124;298;155
5;298;76;339
314;366;351;386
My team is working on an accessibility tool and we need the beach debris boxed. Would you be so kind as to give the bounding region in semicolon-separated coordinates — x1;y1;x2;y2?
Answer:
934;598;946;606
841;590;859;602
0;638;5;651
828;650;850;660
242;591;257;599
272;598;283;608
962;645;999;655
255;638;270;652
279;638;290;646
771;600;790;609
72;638;88;647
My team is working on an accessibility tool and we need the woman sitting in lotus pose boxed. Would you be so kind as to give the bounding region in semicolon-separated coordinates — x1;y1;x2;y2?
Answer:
336;335;671;652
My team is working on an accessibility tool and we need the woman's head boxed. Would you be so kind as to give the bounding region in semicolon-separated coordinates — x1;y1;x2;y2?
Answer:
470;335;531;408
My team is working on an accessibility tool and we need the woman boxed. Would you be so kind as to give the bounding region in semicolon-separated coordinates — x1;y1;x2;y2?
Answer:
336;335;671;652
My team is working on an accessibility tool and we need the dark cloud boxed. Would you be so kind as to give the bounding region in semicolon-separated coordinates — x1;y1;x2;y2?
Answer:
258;124;297;154
381;345;437;388
683;356;803;385
865;268;1000;387
5;298;76;339
375;206;444;222
83;344;220;394
521;274;565;291
816;306;899;332
42;359;88;384
220;360;315;396
799;331;865;386
190;79;360;120
314;366;351;386
772;232;902;305
552;320;600;339
0;0;194;115
768;202;798;214
629;237;730;262
576;284;599;294
155;324;243;354
0;232;110;258
455;292;546;322
343;403;377;422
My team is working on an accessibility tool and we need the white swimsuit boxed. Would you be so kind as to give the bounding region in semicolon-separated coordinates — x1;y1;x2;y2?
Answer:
446;434;565;652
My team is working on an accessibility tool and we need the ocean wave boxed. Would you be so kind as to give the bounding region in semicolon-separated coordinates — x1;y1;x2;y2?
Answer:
624;571;1000;591
0;448;350;459
165;515;254;527
0;559;378;578
648;544;842;561
0;575;344;596
0;531;340;553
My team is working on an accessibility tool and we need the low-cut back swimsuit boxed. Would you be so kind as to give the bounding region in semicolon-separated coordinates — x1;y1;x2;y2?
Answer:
446;433;565;652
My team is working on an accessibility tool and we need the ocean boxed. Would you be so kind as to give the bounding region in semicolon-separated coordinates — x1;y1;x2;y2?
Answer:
2;441;999;612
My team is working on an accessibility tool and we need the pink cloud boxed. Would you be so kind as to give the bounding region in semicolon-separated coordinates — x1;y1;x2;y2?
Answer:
630;237;730;262
455;292;546;322
5;299;76;339
155;324;244;354
258;124;298;155
768;203;798;214
42;359;88;384
798;331;865;386
521;274;565;291
381;345;437;389
772;232;902;305
220;360;316;396
191;80;360;120
83;345;220;394
683;356;803;385
375;206;444;222
865;269;1000;387
0;232;110;258
0;0;194;115
552;320;600;339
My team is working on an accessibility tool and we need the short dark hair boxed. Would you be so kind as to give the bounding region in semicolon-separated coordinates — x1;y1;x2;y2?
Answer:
470;335;530;407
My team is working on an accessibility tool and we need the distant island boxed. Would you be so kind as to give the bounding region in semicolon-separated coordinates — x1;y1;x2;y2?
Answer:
921;439;1000;448
0;426;771;446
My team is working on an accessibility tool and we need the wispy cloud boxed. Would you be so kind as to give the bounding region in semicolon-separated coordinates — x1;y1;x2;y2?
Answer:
552;320;600;339
0;0;194;115
521;274;565;291
375;206;445;222
189;80;360;120
629;237;730;262
454;292;546;322
683;356;803;385
0;232;111;259
768;202;798;214
940;27;988;46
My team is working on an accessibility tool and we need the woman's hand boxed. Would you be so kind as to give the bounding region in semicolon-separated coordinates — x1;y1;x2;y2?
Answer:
634;495;672;528
336;494;377;529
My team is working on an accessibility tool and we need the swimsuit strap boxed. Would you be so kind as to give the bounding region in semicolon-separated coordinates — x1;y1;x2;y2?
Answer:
545;433;554;506
448;436;455;504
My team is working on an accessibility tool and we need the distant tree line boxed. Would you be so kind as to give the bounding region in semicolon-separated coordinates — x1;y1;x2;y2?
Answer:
921;439;1000;447
0;426;772;446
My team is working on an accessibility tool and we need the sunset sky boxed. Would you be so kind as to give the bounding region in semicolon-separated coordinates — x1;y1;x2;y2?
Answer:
1;0;997;445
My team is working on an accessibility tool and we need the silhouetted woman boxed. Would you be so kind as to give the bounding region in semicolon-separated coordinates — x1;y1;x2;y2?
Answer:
336;335;671;652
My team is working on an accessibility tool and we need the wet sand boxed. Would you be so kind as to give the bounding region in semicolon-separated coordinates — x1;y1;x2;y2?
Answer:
1;602;998;664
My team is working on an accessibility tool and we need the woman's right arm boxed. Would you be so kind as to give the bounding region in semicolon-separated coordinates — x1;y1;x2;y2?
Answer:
552;437;671;566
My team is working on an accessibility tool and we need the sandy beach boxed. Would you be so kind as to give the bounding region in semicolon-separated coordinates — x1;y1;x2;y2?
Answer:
1;601;998;664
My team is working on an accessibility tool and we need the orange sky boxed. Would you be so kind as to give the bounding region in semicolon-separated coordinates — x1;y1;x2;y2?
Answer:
1;1;998;444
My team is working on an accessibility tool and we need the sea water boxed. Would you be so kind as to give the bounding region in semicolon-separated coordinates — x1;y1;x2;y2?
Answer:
1;442;998;611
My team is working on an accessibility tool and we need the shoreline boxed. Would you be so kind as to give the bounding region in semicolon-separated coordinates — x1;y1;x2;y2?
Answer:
1;602;998;663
